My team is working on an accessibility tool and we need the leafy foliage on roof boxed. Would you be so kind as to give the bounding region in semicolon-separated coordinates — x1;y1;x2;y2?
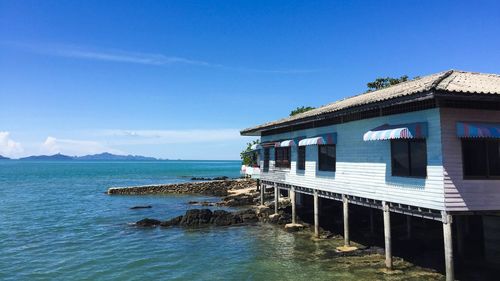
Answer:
366;75;409;92
290;106;316;116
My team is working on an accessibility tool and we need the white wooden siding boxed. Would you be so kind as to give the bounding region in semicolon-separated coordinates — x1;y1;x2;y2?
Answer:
261;108;446;210
440;108;500;211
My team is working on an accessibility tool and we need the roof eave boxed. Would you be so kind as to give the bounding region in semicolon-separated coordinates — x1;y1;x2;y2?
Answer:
240;91;437;136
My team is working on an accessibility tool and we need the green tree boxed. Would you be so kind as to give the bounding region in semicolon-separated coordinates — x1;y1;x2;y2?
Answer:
290;106;315;116
366;75;409;92
240;139;260;166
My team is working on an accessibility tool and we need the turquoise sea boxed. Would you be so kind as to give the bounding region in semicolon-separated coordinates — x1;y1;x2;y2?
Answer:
0;160;441;281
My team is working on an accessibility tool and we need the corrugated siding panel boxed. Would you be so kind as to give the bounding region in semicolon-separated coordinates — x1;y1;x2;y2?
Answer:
441;108;500;211
261;108;445;210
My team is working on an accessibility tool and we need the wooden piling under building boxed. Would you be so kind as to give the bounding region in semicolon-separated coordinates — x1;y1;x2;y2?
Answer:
258;180;492;280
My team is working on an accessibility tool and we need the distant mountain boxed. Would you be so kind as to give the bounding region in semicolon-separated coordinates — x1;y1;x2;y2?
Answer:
17;152;159;161
0;155;10;160
75;152;158;161
19;153;74;161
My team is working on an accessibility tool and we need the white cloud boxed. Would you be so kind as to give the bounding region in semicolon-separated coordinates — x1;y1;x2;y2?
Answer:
40;136;123;156
0;132;24;158
102;129;243;145
4;41;322;74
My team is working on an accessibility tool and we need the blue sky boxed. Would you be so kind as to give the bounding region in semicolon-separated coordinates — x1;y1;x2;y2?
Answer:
1;0;499;159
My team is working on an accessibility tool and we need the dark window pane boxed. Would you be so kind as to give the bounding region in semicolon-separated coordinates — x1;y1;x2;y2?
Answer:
391;140;410;176
318;145;336;171
297;146;306;170
487;140;500;177
275;147;291;168
410;140;427;177
462;140;488;177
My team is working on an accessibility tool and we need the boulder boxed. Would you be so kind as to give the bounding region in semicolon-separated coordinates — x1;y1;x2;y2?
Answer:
136;218;161;227
137;208;259;229
130;205;152;209
188;201;216;206
180;209;213;226
284;223;305;232
235;208;258;223
210;210;235;226
160;215;183;227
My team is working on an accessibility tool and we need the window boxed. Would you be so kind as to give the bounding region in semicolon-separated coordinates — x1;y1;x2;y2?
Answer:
318;144;336;172
263;148;270;172
275;147;291;168
391;139;427;178
462;139;500;179
297;146;306;170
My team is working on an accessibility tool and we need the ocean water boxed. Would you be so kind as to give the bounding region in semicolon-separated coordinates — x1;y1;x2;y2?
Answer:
0;160;442;281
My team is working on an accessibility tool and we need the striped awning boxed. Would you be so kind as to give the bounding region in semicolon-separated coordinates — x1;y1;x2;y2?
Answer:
278;140;295;147
363;122;428;141
298;133;337;146
457;122;500;138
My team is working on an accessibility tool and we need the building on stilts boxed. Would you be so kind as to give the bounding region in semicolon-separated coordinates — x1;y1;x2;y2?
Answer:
240;70;500;281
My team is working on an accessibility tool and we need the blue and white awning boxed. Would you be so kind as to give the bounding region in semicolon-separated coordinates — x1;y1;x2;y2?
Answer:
363;122;428;141
457;122;500;138
278;140;295;147
298;133;337;146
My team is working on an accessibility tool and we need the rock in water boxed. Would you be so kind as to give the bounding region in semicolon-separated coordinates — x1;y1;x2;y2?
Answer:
235;208;258;223
284;223;304;232
137;208;260;228
180;209;213;226
160;215;183;227
210;210;234;226
136;218;161;227
130;205;152;209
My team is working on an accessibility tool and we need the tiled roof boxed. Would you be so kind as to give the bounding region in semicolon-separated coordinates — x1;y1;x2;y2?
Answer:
241;70;500;135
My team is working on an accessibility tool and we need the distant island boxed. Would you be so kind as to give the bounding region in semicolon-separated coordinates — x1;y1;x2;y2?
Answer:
2;152;161;161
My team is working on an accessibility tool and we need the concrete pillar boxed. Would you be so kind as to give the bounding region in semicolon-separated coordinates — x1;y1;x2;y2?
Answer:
442;212;455;281
406;216;412;240
314;190;319;238
370;209;375;235
291;188;296;224
383;201;392;269
260;184;265;206
274;186;279;215
343;195;350;246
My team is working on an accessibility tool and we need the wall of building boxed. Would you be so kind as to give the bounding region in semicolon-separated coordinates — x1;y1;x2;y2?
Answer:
440;108;500;211
261;108;446;210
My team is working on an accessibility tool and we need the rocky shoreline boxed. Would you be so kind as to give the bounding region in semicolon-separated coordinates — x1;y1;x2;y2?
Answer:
108;178;256;197
124;179;444;278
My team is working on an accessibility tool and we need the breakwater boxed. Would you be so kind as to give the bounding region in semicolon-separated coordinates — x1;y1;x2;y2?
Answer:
107;179;256;197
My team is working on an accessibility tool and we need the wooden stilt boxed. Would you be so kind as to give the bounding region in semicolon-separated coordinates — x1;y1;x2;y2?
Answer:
314;190;319;238
343;195;350;246
383;201;392;270
442;212;455;281
260;183;265;206
274;186;279;215
291;188;296;224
